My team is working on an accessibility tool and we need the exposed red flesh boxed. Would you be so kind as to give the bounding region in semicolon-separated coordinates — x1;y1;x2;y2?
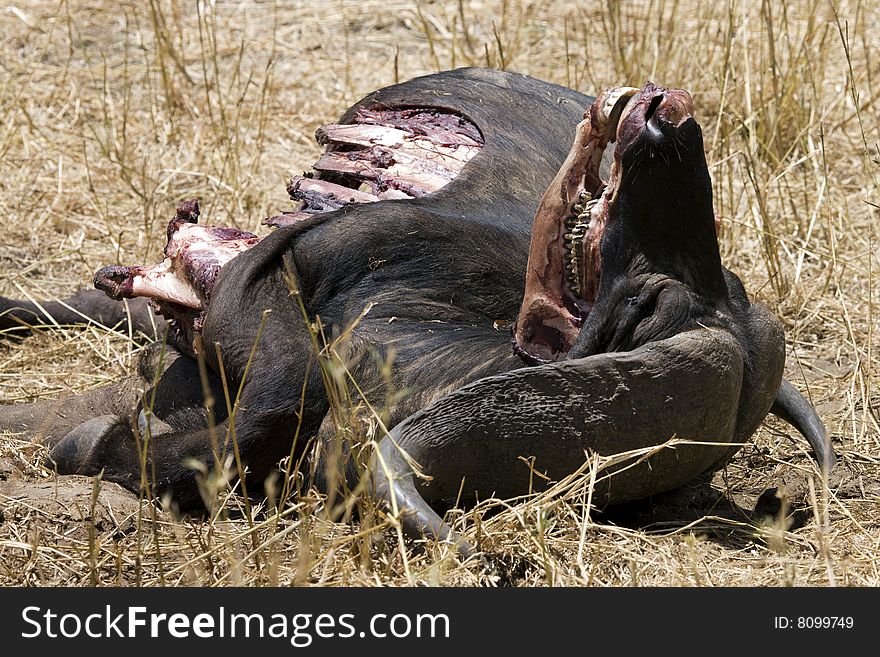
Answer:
317;123;479;168
512;93;619;364
94;200;260;353
98;109;482;351
264;107;482;227
352;107;483;147
95;219;259;310
512;83;695;365
314;108;481;199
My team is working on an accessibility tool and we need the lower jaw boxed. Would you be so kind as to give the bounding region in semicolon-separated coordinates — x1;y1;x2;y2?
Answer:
513;191;608;365
511;88;636;365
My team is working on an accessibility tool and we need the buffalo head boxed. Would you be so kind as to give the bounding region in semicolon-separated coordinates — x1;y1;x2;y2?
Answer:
370;81;832;556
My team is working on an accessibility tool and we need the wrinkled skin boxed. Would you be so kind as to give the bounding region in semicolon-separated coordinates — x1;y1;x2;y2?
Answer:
370;82;832;554
0;69;833;554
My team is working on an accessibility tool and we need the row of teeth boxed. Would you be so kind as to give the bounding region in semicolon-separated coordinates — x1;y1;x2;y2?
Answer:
563;189;598;296
558;88;637;298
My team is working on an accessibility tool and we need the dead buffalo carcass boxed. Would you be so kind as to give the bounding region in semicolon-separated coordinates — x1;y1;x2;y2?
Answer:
0;68;833;556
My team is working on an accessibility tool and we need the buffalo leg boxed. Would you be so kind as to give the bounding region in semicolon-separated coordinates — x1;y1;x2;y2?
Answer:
46;368;324;510
0;378;142;448
45;301;330;510
1;289;164;339
0;342;183;447
1;341;220;453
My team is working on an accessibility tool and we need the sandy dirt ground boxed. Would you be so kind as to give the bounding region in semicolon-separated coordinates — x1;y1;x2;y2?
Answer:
1;1;878;586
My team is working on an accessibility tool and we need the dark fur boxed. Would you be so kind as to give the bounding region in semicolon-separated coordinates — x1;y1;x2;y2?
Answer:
0;69;832;526
2;69;593;508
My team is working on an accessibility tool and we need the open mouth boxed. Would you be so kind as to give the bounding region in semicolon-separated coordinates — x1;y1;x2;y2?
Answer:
513;82;696;365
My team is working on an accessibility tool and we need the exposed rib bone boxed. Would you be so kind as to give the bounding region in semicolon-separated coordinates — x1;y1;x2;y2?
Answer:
289;176;383;207
269;106;482;224
317;123;480;168
314;149;456;196
353;107;483;147
377;188;413;200
263;210;319;228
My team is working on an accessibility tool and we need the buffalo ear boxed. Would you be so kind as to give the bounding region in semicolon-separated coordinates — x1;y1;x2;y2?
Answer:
371;328;746;555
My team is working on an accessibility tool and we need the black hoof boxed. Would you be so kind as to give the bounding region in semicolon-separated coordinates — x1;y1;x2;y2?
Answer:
45;415;120;475
137;409;174;437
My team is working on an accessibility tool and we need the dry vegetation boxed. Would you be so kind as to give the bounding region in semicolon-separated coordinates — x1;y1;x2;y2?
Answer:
0;0;877;587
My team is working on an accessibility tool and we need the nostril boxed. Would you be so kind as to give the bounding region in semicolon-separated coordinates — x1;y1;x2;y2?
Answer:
645;94;663;122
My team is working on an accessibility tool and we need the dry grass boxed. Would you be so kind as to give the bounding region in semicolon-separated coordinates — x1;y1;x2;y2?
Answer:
0;0;878;587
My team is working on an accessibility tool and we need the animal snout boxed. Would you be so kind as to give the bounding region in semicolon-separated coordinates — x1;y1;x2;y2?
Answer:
645;88;693;129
